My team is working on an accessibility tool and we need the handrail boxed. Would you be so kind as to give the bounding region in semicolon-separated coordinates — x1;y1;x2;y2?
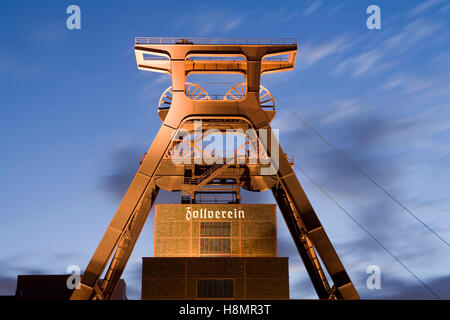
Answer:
186;57;246;61
186;57;289;62
135;37;297;46
172;94;275;110
166;156;270;162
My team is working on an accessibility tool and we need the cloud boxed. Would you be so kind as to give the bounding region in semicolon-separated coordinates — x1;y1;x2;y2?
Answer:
152;74;171;85
382;73;408;90
0;276;16;295
351;50;383;77
382;73;433;94
261;5;302;24
276;83;450;298
99;145;143;200
334;17;443;80
321;99;361;124
171;7;248;36
0;47;41;79
303;1;324;16
352;270;450;299
120;261;143;299
33;21;67;44
289;264;318;299
299;37;350;70
334;49;388;78
402;79;433;94
271;108;306;134
438;3;450;13
409;0;444;17
50;252;83;261
0;256;57;296
222;13;249;33
384;18;443;53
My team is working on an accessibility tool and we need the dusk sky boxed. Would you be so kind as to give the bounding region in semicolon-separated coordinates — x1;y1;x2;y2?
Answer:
1;0;449;299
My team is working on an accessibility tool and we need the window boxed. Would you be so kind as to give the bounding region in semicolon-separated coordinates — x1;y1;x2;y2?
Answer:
201;222;230;237
200;238;231;254
197;279;234;298
200;222;231;255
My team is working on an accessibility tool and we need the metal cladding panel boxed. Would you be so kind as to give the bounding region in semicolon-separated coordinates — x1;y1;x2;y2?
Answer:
245;278;290;299
142;278;186;300
245;257;289;278
141;257;289;300
154;204;277;257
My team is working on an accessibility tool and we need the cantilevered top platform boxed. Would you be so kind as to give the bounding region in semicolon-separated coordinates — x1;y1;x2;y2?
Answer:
134;37;297;76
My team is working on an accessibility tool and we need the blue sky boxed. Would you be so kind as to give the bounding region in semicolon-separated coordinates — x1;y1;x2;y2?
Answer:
0;0;449;299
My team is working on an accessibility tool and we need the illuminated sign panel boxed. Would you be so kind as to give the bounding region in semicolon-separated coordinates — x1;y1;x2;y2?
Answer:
154;204;277;257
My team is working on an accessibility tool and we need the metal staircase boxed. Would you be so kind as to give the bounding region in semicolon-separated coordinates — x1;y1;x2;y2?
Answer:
185;159;235;188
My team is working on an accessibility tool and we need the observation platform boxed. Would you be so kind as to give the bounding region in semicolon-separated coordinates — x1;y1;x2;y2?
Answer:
134;37;298;76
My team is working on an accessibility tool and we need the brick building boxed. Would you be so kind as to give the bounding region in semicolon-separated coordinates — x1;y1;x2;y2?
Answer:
142;204;289;299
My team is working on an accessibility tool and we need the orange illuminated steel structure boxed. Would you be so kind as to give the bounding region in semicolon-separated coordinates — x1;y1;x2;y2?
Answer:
70;37;359;300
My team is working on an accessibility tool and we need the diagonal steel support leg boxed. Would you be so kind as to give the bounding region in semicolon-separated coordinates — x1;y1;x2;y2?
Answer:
263;127;359;299
99;184;159;300
272;185;331;299
70;125;176;300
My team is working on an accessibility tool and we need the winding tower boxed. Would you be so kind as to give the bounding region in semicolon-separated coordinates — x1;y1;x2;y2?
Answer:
70;37;359;300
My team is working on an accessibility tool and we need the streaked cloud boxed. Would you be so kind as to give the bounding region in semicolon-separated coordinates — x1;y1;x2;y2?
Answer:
261;5;302;24
384;18;443;52
383;73;433;94
299;36;350;70
172;7;248;36
333;17;443;80
409;0;444;17
303;0;324;16
321;99;361;124
223;13;249;32
333;49;383;78
352;50;383;77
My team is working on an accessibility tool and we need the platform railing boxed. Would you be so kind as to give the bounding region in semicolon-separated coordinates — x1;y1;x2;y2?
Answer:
184;94;274;110
135;37;297;45
163;155;271;164
186;56;289;62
